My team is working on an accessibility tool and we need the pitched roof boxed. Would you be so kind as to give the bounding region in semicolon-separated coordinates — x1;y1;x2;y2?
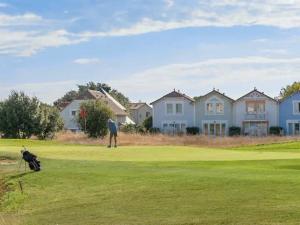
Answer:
150;90;195;105
77;89;128;116
235;88;278;102
195;89;234;102
129;102;150;110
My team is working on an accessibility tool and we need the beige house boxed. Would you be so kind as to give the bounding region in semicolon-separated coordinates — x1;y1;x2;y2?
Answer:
129;102;152;126
60;89;134;132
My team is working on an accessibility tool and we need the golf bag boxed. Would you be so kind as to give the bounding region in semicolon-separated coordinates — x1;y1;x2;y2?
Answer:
21;150;41;171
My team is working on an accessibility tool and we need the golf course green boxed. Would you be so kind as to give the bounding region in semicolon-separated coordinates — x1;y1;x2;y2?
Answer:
2;139;300;225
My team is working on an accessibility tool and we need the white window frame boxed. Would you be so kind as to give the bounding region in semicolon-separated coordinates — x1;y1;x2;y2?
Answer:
161;120;187;133
165;101;184;116
70;109;77;117
204;96;225;115
202;120;228;136
293;101;300;115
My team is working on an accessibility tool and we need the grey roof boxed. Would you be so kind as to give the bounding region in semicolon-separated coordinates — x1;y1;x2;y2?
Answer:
235;88;278;103
78;89;128;116
195;89;234;102
150;90;195;105
129;102;151;110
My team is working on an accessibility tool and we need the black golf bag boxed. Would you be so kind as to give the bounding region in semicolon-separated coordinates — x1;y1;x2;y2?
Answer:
22;150;41;171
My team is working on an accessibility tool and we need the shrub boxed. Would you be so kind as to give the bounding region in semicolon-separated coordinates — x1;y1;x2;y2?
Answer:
149;127;160;134
229;126;241;136
121;124;146;134
269;126;283;135
78;100;113;138
121;124;137;133
35;103;64;139
186;127;200;135
143;116;152;131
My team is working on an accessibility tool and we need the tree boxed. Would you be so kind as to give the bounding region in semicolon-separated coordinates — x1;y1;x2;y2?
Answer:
35;104;64;139
77;100;113;138
143;116;152;131
54;90;78;108
280;82;300;99
0;91;64;139
0;91;40;138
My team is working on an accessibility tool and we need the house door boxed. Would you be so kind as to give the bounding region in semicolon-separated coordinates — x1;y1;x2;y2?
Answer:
204;122;227;136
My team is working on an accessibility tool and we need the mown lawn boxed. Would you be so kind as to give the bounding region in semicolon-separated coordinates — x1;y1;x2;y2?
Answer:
1;140;300;225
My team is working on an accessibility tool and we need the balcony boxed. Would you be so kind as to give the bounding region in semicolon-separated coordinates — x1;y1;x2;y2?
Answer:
244;112;267;121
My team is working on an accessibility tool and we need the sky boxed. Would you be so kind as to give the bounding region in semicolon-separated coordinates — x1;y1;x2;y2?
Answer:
1;0;300;104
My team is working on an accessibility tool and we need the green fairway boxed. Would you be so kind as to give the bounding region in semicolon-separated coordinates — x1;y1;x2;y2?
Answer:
2;140;300;225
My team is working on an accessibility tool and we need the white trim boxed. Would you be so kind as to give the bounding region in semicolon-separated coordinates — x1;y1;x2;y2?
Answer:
286;120;300;135
201;120;228;136
204;95;225;116
292;100;300;115
164;101;184;116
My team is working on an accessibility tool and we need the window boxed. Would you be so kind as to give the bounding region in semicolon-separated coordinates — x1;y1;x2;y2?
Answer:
246;102;256;114
166;104;173;114
216;103;224;114
206;103;214;113
176;103;183;114
71;110;77;116
246;102;265;114
146;112;150;117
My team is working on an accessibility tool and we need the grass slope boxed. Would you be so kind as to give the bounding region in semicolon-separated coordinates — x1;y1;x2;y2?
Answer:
1;140;300;225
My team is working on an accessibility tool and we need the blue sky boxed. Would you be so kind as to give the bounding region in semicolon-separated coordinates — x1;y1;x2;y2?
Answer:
1;0;300;103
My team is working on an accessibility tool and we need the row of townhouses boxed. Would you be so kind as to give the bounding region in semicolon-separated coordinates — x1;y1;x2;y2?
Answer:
60;87;300;136
151;88;300;136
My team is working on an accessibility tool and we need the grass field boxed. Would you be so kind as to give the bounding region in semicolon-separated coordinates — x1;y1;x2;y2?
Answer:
2;140;300;225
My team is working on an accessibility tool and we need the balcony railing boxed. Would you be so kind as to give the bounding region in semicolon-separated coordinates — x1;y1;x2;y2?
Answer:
244;112;267;120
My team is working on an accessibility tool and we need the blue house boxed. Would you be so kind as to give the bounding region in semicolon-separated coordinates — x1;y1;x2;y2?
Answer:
279;92;300;135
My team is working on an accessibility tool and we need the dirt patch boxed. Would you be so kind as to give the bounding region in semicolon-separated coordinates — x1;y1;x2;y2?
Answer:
0;156;17;166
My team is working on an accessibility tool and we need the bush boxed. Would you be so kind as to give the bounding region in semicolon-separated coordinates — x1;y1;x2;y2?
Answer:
143;116;152;131
35;104;64;139
229;126;241;136
78;100;113;138
186;127;200;135
269;126;283;135
121;124;146;134
121;124;137;133
149;127;160;134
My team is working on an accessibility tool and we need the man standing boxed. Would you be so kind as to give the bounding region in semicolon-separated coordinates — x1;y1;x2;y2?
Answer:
107;118;118;148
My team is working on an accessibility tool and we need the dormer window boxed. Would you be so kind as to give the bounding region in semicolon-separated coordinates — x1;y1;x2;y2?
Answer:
166;102;183;115
206;103;213;113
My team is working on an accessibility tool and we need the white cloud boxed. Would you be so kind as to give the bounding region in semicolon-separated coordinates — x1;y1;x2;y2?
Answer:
108;57;300;102
3;1;300;56
73;58;101;65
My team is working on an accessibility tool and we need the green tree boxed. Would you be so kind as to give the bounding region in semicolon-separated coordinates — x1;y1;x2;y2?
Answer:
35;103;64;139
0;91;64;139
54;90;79;108
143;116;152;131
280;82;300;99
78;100;113;138
0;91;39;138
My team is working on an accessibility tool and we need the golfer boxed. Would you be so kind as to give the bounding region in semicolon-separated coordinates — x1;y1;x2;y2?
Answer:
107;118;118;148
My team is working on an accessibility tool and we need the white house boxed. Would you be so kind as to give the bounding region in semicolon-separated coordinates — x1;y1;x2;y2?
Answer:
151;90;195;133
60;89;134;132
233;88;279;136
129;102;152;126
